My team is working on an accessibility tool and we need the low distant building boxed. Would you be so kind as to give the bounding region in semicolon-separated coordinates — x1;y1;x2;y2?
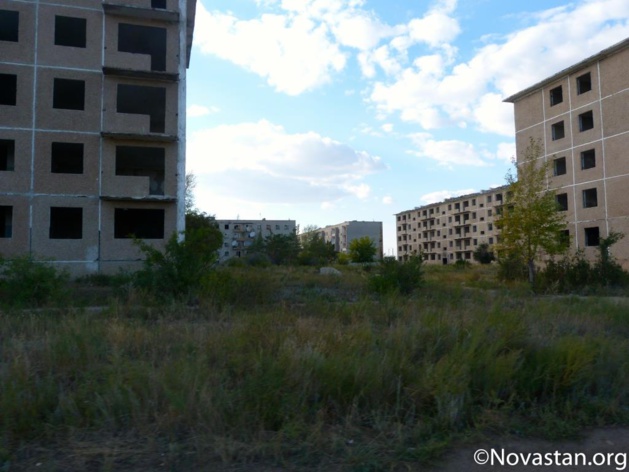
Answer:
216;219;296;263
396;186;508;264
314;221;383;260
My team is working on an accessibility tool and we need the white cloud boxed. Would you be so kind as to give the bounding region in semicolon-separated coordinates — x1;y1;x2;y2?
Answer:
381;123;394;133
382;195;394;205
369;0;629;133
193;2;346;95
419;188;476;205
187;120;386;205
187;104;220;117
408;133;515;167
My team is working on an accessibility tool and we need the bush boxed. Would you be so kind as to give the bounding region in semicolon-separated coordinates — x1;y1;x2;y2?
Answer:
368;256;423;295
473;243;495;264
0;255;69;308
497;253;528;281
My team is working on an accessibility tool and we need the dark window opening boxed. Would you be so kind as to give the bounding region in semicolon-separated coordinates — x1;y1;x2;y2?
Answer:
556;193;568;211
584;227;599;247
50;207;82;239
53;78;85;110
114;208;164;239
0;139;15;171
579;110;594;132
0;74;17;106
152;0;167;8
553;156;566;176
0;206;12;238
118;23;167;71
495;193;502;202
581;149;595;170
115;146;165;195
577;72;592;95
582;188;598;208
54;16;86;48
116;84;165;133
0;9;19;42
549;85;563;106
551;121;565;140
51;142;84;174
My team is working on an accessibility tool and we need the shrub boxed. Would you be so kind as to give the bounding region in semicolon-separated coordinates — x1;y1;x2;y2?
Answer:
0;255;69;308
497;253;528;281
368;255;423;295
133;226;222;301
473;243;495;264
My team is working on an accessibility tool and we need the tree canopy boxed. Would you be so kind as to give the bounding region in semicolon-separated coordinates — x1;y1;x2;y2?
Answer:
349;236;377;263
495;138;568;285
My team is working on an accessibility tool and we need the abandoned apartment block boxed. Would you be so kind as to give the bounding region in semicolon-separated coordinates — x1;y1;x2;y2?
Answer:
0;0;197;274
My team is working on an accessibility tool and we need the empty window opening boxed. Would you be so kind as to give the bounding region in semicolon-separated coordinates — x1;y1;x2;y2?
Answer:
54;16;86;48
152;0;167;8
582;188;598;208
579;110;594;132
576;72;592;95
117;84;165;133
553;156;566;176
0;9;19;42
118;23;167;71
551;121;565;140
581;149;595;170
115;146;165;195
53;78;85;110
0;74;17;106
0;139;15;171
584;227;599;247
549;85;563;106
115;208;164;239
51;142;83;174
0;206;12;238
556;193;568;211
50;207;82;239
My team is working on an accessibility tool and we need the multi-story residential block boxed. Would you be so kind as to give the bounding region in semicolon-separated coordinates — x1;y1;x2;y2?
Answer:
396;186;508;264
504;38;629;268
0;0;196;274
315;221;383;260
217;219;297;263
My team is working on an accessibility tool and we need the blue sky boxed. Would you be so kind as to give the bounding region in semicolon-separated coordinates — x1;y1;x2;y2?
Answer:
185;0;629;256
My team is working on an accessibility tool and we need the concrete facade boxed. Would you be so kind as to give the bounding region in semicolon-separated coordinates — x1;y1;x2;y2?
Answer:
217;219;297;263
504;38;629;268
396;186;508;264
0;0;196;274
316;221;383;260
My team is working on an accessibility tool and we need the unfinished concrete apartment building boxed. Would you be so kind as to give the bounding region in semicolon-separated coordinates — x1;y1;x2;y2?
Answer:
504;38;629;268
396;186;508;264
217;219;297;263
0;0;196;273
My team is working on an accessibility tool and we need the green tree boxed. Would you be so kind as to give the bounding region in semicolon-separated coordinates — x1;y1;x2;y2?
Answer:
298;225;336;266
495;138;568;285
250;232;300;265
349;236;377;263
473;243;495;264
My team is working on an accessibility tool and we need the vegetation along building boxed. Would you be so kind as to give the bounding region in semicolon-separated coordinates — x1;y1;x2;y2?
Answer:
315;221;383;260
396;186;508;264
0;0;197;274
504;37;629;268
217;219;297;263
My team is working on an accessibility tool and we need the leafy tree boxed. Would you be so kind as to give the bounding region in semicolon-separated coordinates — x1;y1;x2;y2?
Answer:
185;172;197;213
495;138;568;285
473;243;495;264
368;255;423;295
246;232;300;266
298;225;336;266
349;236;377;263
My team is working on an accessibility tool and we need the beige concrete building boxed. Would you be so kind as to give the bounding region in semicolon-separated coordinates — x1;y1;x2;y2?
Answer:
217;219;297;263
315;221;383;260
396;186;508;264
0;0;196;274
504;38;629;268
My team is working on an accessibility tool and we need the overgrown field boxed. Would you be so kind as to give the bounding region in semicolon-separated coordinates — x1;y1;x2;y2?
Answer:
2;265;629;471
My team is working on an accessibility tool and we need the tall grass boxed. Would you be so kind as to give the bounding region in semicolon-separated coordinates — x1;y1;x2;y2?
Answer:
2;266;629;470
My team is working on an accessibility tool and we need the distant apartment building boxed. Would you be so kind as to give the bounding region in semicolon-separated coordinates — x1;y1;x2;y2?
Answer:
315;221;383;260
0;0;196;274
396;186;508;264
504;38;629;268
217;219;296;263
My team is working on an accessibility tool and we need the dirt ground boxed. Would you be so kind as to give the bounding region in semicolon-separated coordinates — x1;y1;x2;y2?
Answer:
6;428;629;471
